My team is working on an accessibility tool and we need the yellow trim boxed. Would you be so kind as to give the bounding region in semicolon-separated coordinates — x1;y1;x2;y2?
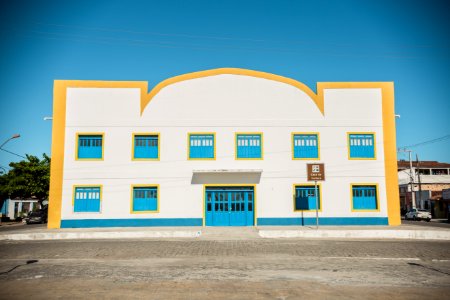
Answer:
48;81;66;228
75;133;105;161
49;80;148;228
130;184;160;214
350;183;380;212
72;185;103;213
347;132;377;160
235;132;264;160
318;82;399;225
187;132;216;160
131;133;160;161
145;68;323;115
291;132;321;160
203;184;257;226
48;72;400;228
293;183;323;212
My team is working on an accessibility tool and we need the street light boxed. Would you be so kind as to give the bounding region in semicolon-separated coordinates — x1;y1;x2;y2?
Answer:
0;134;25;159
0;134;20;149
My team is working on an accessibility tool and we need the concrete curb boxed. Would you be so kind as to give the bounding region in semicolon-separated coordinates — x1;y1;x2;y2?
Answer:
1;228;449;241
258;229;450;240
0;230;201;241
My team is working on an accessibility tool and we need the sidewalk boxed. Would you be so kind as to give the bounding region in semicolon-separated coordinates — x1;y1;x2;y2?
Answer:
258;224;450;240
0;223;449;241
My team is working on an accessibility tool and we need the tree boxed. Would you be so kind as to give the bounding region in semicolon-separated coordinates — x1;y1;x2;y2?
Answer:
0;154;50;203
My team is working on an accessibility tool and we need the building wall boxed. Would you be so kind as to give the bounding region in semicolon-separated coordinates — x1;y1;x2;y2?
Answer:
421;184;450;191
49;69;400;228
3;199;39;220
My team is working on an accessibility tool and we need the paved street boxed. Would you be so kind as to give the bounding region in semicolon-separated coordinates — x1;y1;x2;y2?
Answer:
402;219;450;229
0;222;46;232
0;238;449;299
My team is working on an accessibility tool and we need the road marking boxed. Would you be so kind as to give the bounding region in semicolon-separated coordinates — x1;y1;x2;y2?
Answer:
0;256;428;263
431;259;450;262
322;257;421;261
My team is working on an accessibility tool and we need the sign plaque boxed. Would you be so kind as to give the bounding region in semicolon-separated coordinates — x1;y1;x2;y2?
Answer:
307;163;325;181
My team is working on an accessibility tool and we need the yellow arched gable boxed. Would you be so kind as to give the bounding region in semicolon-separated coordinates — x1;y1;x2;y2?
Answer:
142;68;323;115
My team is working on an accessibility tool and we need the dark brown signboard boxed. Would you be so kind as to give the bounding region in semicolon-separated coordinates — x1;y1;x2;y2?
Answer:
307;163;325;181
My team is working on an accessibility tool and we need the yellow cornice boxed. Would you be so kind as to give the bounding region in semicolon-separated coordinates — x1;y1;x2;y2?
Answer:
144;68;321;114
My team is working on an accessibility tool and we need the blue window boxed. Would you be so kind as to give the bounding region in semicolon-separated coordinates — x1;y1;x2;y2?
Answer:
294;185;321;211
77;134;103;159
236;134;262;159
134;134;159;159
352;185;378;210
132;186;158;212
349;133;375;159
189;134;215;159
74;187;101;213
293;134;319;159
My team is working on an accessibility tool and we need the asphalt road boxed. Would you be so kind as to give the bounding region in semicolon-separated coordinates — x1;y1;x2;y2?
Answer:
0;222;46;232
0;238;449;299
402;219;450;228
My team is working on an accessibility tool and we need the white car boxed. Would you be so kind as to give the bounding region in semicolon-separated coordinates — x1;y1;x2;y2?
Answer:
405;209;431;222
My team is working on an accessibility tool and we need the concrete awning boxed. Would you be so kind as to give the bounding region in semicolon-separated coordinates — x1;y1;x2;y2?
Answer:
191;169;262;184
193;169;263;173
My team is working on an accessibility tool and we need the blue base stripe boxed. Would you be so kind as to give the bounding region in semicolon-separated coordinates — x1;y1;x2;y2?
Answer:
61;218;203;228
257;217;388;226
61;217;389;228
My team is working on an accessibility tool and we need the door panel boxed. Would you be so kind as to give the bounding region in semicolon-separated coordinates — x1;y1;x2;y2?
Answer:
205;187;254;226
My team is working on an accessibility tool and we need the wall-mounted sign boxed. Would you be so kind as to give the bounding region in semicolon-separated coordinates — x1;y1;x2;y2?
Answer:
307;163;325;181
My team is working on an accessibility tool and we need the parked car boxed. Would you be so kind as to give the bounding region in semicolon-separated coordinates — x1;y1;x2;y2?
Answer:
25;206;48;224
405;208;431;222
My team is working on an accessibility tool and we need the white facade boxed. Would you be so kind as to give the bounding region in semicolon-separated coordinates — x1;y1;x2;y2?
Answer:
48;69;400;228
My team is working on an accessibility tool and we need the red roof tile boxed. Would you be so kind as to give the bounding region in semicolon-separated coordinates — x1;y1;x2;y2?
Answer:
398;160;450;169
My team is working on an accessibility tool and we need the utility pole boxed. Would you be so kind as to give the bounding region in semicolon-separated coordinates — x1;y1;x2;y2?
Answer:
416;154;422;209
399;149;416;209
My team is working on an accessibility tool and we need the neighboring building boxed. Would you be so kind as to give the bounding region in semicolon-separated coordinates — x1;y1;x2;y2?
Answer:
398;160;450;218
47;68;400;228
443;189;450;220
0;198;41;220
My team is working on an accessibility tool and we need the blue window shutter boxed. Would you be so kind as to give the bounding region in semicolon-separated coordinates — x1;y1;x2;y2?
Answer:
74;187;101;212
237;134;262;159
189;134;214;159
134;135;159;159
349;134;375;158
78;135;103;159
295;186;320;210
133;187;158;212
293;134;319;159
352;186;377;210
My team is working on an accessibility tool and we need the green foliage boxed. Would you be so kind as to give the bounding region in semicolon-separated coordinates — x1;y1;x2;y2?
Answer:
0;154;50;201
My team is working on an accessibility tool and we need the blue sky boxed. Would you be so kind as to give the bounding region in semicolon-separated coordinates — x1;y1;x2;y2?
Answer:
0;0;449;170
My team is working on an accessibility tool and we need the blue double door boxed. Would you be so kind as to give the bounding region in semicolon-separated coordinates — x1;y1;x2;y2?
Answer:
205;187;254;226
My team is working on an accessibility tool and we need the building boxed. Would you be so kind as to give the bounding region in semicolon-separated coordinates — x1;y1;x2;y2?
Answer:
443;189;450;220
0;198;41;220
398;160;450;218
47;68;400;228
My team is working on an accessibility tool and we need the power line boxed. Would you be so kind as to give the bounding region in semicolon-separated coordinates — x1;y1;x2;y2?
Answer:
31;21;450;50
398;134;450;150
0;148;26;159
1;27;445;60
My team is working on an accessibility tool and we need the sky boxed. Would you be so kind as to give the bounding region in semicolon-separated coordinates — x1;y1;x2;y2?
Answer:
0;0;449;172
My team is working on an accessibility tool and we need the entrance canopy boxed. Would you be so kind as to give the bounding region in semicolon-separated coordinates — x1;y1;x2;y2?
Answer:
191;169;262;184
193;169;262;174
